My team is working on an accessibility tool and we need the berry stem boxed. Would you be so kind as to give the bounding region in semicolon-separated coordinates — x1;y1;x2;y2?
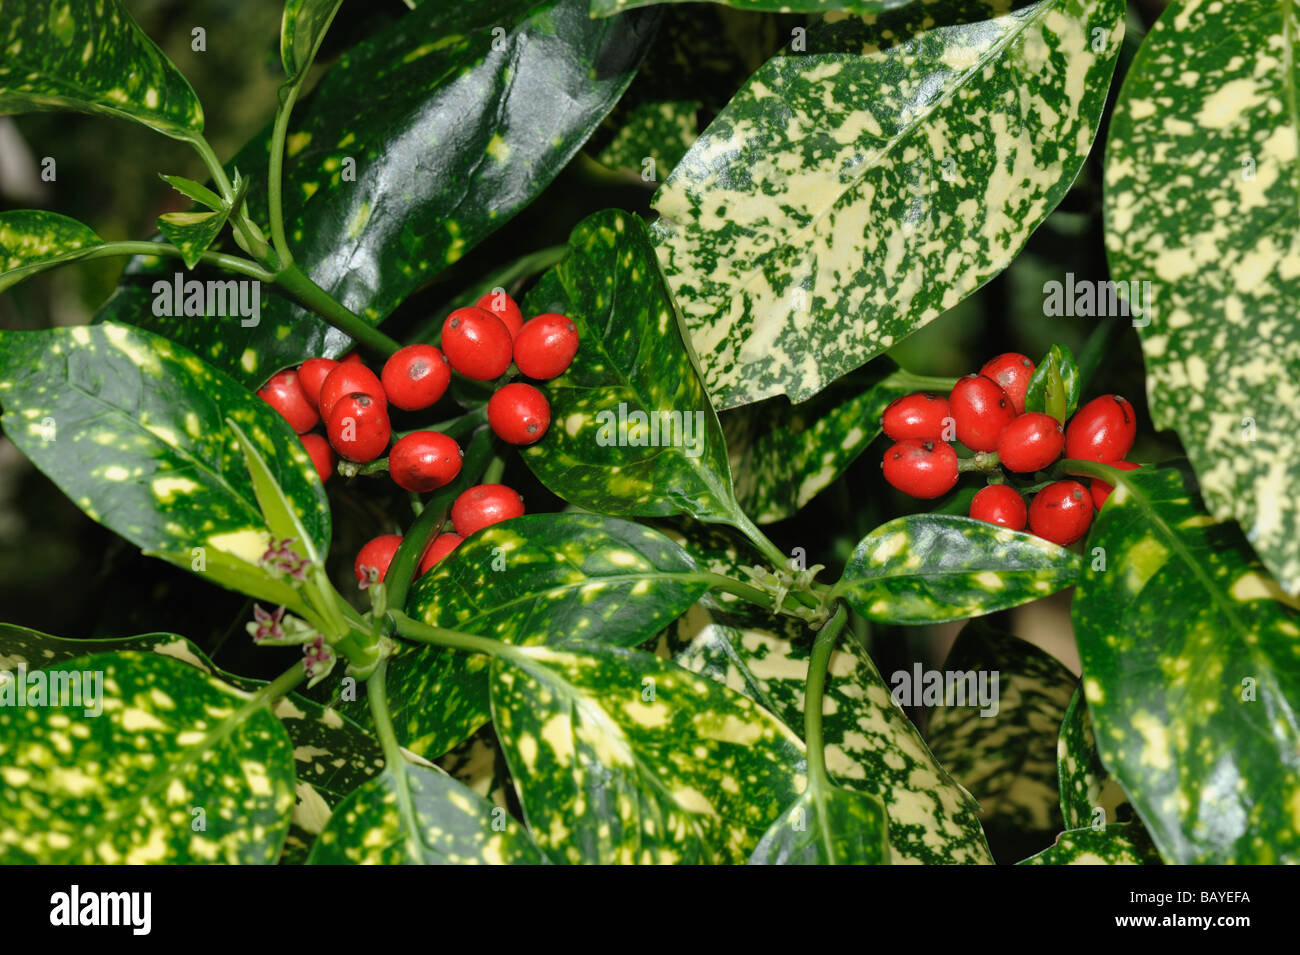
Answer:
957;451;1000;473
394;407;489;442
365;659;425;863
884;369;960;393
274;262;401;357
804;602;848;791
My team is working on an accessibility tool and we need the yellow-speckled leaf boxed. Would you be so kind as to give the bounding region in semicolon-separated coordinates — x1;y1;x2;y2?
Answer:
0;0;203;137
307;759;543;865
0;652;294;863
1071;461;1300;863
925;621;1074;854
521;209;744;526
652;0;1124;409
280;0;344;81
1102;0;1300;594
0;210;106;293
1019;822;1162;865
1056;685;1132;831
0;322;330;605
592;0;900;14
491;641;806;864
835;515;1082;624
749;784;890;865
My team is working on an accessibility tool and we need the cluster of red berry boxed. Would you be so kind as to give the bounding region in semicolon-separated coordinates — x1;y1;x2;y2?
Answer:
254;291;578;584
881;353;1138;546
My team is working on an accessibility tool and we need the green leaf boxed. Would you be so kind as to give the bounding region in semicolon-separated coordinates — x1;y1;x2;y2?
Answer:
659;524;993;863
1019;823;1162;865
1023;343;1080;424
592;0;901;13
0;652;294;863
723;358;911;524
651;0;1125;409
593;99;699;177
834;515;1082;624
1102;0;1300;594
0;0;203;137
364;514;708;760
521;209;743;526
491;641;806;864
749;785;890;864
0;322;330;605
1071;462;1300;863
96;0;657;389
0;210;105;293
159;174;224;212
280;0;345;81
435;724;515;812
1056;685;1132;831
227;418;322;565
925;622;1074;852
307;759;543;864
156;211;225;269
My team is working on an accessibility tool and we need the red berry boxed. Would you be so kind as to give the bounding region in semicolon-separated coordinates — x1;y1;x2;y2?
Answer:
1028;481;1094;546
881;440;959;499
882;392;951;443
969;484;1028;530
514;313;579;380
297;358;338;411
476;290;524;340
949;375;1016;452
389;431;463;492
1065;395;1137;462
996;412;1065;473
341;352;364;365
300;432;335;483
419;533;463;575
979;353;1036;414
381;345;451;412
451;483;525;537
487;382;551;445
318;361;386;422
257;369;319;434
1089;460;1140;509
354;534;402;586
327;392;391;462
441;306;513;380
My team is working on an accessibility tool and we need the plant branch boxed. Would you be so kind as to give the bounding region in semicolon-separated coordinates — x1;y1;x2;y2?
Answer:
274;262;401;356
80;242;274;282
268;81;304;267
367;660;424;862
389;610;515;660
804;602;847;790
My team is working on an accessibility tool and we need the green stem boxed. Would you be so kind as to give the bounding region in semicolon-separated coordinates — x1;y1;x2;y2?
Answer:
957;451;1000;473
274;262;401;356
187;133;269;261
481;454;506;486
250;659;309;708
885;369;960;393
804;603;847;790
338;457;390;478
268;81;303;267
396;407;489;442
81;242;274;282
729;511;821;611
389;610;515;660
367;660;424;862
1055;458;1131;484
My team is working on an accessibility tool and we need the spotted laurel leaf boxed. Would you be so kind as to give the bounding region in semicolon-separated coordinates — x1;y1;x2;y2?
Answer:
280;0;344;81
1071;462;1300;863
1103;0;1300;594
491;641;806;864
0;0;203;137
835;515;1082;624
0;210;106;293
0;652;294;863
749;785;890;865
1018;823;1162;865
591;0;900;14
1056;685;1133;831
651;0;1125;410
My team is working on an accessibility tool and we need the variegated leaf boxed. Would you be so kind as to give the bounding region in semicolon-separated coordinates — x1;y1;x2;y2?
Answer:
594;99;700;178
1023;342;1080;423
521;209;743;526
307;760;543;865
1019;822;1162;865
723;358;915;524
491;641;806;864
749;785;890;865
280;0;344;81
0;0;203;137
651;0;1125;409
1056;685;1132;831
0;652;294;863
0;210;106;293
361;514;708;760
1103;0;1300;594
592;0;900;14
156;212;225;270
1071;462;1300;863
834;515;1082;624
159;174;223;212
0;623;384;865
925;622;1074;853
436;724;515;812
0;322;330;608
